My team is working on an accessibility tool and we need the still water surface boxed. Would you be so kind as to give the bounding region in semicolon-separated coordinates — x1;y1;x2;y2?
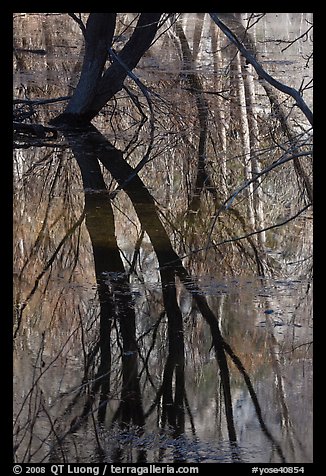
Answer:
13;13;313;464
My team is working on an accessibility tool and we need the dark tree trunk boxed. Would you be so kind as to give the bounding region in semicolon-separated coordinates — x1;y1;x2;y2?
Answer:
55;14;116;125
51;13;162;127
91;13;162;116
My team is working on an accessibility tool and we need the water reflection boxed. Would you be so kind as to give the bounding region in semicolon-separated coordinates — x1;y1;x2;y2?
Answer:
13;13;312;464
13;130;312;463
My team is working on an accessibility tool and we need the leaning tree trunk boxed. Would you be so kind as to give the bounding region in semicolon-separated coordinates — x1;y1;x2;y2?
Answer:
64;13;117;119
51;13;162;127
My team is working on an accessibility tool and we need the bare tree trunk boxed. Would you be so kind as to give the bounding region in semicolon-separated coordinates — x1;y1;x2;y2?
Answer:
64;14;116;118
233;50;255;228
90;13;162;118
192;13;205;61
243;63;266;246
211;23;228;198
175;21;217;212
51;13;162;126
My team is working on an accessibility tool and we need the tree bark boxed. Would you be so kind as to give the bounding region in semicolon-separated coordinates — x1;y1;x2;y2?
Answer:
87;13;162;120
54;14;116;125
243;63;266;246
233;50;255;228
51;13;162;126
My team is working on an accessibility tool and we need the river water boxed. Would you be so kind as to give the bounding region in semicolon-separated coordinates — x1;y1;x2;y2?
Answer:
13;13;313;464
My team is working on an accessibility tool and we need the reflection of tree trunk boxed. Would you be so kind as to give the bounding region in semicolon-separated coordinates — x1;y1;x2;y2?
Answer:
223;337;286;462
86;195;114;425
83;127;237;446
51;127;280;457
67;132;144;429
261;295;304;461
161;276;185;438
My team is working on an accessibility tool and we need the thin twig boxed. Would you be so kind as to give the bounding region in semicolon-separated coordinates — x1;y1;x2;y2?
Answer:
67;13;86;38
281;24;313;52
107;47;156;196
207;149;312;243
13;96;71;105
213;203;312;247
14;210;86;339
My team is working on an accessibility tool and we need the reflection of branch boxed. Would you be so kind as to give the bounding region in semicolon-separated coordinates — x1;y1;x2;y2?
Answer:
14;210;86;339
13;326;80;434
39;399;108;463
206;148;312;244
280;24;313;52
128;231;144;277
13;96;71;106
175;202;312;266
138;310;165;389
282;341;313;354
39;392;66;462
223;341;286;462
209;13;313;126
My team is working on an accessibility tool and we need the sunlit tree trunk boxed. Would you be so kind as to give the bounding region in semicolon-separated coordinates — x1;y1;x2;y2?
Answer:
211;23;228;198
233;50;255;228
243;63;266;246
192;13;205;61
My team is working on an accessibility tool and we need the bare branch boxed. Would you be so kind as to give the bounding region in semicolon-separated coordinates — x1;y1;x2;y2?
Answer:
68;13;87;38
13;96;71;106
213;203;312;247
209;13;313;126
223;150;312;211
281;24;313;52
